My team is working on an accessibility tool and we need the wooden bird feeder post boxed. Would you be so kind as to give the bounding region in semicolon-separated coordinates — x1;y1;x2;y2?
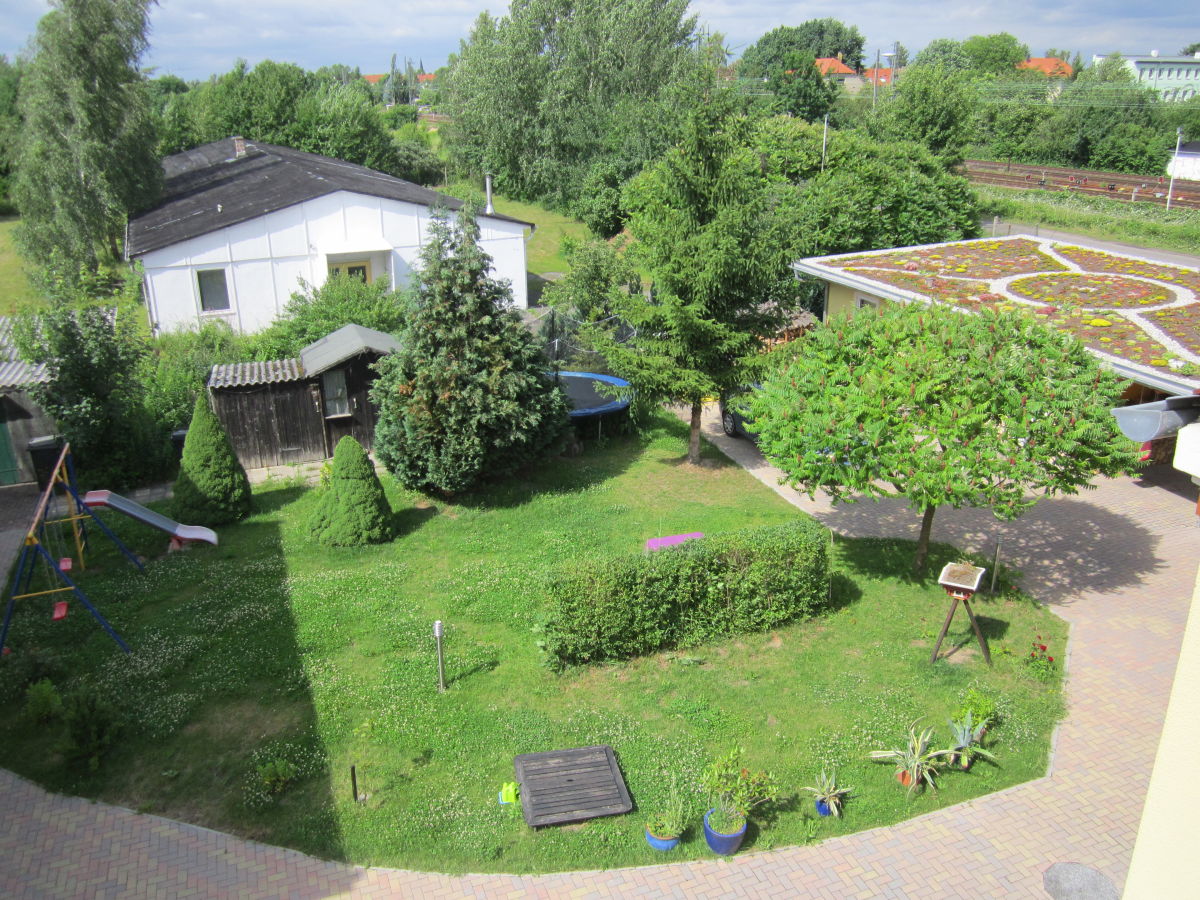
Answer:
930;562;992;666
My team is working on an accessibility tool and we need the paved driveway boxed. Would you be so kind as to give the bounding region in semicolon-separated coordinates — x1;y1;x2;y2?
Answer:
1;409;1197;898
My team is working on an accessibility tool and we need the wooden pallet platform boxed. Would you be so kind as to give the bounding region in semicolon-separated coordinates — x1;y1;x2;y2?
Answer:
513;745;632;827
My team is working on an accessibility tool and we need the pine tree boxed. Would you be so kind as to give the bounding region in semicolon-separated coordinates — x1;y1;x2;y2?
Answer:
171;395;252;526
308;437;394;546
371;207;569;495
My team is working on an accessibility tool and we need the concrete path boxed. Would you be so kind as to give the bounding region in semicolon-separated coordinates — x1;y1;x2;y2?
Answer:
2;408;1198;898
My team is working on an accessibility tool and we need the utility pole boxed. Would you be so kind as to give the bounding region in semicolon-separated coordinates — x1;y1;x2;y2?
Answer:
1166;127;1183;211
872;49;881;108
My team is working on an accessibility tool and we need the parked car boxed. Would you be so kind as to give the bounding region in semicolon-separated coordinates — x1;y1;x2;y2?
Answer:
719;387;759;442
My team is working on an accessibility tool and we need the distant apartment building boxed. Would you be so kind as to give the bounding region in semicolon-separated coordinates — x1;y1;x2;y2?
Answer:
1095;51;1200;101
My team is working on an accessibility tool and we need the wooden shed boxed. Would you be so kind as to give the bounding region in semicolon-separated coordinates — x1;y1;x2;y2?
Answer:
0;317;54;486
207;324;400;470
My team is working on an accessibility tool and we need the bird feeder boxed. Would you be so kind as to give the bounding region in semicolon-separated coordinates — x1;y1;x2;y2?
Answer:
931;562;992;666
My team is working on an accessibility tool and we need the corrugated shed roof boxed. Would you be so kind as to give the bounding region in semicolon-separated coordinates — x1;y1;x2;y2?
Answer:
128;138;534;257
299;323;400;376
0;317;48;390
207;358;303;389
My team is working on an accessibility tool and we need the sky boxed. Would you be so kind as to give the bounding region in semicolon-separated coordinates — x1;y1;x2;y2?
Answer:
1;0;1197;81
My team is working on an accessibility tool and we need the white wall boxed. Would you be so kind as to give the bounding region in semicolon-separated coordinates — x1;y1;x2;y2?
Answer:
138;191;531;334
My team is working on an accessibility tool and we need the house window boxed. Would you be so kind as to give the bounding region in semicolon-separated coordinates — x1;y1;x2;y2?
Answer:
322;369;350;417
856;294;880;310
197;269;230;312
329;259;372;283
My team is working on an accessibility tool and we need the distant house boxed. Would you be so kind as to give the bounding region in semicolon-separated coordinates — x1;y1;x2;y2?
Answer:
126;138;534;335
862;67;893;86
207;324;400;470
1017;57;1074;78
1096;51;1200;101
0;318;53;486
1168;141;1200;182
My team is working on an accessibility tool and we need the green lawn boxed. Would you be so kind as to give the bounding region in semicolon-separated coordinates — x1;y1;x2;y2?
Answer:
0;415;1065;873
0;217;42;315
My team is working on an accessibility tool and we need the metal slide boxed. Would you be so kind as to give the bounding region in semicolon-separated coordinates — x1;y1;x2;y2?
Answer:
83;490;218;546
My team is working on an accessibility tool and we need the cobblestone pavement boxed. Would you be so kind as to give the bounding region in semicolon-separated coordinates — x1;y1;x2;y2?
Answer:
2;407;1197;898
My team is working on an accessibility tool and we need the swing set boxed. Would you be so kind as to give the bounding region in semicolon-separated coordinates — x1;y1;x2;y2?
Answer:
1;444;143;657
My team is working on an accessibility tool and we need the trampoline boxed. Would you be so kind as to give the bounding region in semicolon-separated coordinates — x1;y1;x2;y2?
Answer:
555;371;632;437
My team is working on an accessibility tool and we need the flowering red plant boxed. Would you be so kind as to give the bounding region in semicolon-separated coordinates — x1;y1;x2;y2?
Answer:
1025;634;1058;680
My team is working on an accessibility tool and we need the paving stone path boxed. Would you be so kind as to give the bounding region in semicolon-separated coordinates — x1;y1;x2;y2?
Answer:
2;408;1197;898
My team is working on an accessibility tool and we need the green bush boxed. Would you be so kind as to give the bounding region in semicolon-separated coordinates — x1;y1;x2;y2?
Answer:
308;436;394;546
543;518;830;668
23;678;63;724
60;689;122;771
171;395;252;527
144;321;246;432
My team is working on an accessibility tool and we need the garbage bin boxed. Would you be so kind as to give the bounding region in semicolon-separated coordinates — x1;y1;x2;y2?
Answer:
27;435;64;491
170;428;189;462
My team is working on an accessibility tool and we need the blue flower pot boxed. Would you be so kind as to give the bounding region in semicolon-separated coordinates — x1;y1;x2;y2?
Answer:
815;799;832;817
644;827;680;851
703;808;747;855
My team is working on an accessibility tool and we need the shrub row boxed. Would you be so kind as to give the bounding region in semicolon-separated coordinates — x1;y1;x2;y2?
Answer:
542;518;830;668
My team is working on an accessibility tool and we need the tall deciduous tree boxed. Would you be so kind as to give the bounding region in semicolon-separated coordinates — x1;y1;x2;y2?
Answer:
586;98;802;464
768;52;838;121
740;20;866;75
912;39;971;72
961;32;1030;75
13;0;161;283
871;64;978;162
749;303;1141;570
371;208;568;495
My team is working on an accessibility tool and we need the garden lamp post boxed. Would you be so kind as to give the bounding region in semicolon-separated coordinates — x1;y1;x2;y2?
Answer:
434;619;446;692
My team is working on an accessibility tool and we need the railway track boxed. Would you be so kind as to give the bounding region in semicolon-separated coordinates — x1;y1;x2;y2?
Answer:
961;159;1200;211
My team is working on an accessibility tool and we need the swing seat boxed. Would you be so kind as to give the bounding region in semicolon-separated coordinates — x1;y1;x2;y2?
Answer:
58;557;72;572
52;601;69;621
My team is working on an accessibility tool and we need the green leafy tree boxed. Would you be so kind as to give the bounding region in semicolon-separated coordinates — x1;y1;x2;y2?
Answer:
962;32;1030;75
14;283;168;488
586;99;802;464
871;64;978;162
13;0;161;283
446;0;706;209
143;321;245;432
1180;42;1200;56
768;52;838;121
0;55;21;214
753;117;979;258
172;395;252;526
739;20;866;76
749;303;1141;570
250;274;410;360
308;436;394;546
912;39;971;72
371;207;569;495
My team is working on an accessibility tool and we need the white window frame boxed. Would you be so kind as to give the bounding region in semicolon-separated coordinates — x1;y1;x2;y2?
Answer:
855;294;881;310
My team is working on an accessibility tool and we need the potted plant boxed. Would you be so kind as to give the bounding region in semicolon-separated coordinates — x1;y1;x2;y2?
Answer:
700;747;780;855
803;769;852;817
947;711;997;771
869;720;953;797
644;779;688;851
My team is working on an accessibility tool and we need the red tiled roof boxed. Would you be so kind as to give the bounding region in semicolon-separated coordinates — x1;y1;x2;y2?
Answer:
863;67;893;85
363;73;387;84
815;57;855;76
416;73;436;83
1017;57;1074;77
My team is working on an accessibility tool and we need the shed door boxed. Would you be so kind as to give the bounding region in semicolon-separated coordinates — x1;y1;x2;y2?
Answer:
0;404;19;485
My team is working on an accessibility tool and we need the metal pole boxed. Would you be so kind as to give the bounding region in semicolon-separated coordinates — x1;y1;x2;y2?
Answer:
820;114;829;173
1166;127;1183;211
990;540;1001;594
351;765;359;803
434;620;446;693
872;49;880;108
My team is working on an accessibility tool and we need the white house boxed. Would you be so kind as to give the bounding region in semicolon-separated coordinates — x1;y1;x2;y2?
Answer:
127;138;534;334
1167;140;1200;183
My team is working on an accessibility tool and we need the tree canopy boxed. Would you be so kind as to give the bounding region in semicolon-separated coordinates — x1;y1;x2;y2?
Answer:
13;0;161;284
767;52;838;121
913;39;971;72
961;32;1030;75
446;0;707;212
749;303;1141;569
739;20;866;75
581;98;802;464
871;63;979;163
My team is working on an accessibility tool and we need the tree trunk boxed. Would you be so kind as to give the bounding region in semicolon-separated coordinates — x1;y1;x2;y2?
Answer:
688;400;703;465
914;504;937;572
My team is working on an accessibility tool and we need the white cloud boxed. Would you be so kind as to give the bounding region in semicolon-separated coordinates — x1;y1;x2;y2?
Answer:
2;1;1197;79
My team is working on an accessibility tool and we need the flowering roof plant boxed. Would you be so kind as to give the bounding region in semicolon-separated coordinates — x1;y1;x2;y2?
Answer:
829;238;1066;279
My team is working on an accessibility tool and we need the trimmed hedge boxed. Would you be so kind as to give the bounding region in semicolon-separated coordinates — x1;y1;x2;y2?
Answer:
171;395;252;527
543;518;830;668
308;436;395;547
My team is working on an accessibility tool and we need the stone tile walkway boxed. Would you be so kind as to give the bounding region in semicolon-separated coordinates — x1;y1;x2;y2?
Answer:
2;407;1197;898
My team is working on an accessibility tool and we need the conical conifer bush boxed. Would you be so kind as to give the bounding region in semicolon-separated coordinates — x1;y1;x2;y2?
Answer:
309;436;394;546
171;395;252;526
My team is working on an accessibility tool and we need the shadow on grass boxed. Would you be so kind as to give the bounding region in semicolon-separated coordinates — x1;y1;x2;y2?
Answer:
0;498;357;882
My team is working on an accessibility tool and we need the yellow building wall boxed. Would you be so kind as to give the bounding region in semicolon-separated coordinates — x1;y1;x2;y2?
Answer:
824;282;889;321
